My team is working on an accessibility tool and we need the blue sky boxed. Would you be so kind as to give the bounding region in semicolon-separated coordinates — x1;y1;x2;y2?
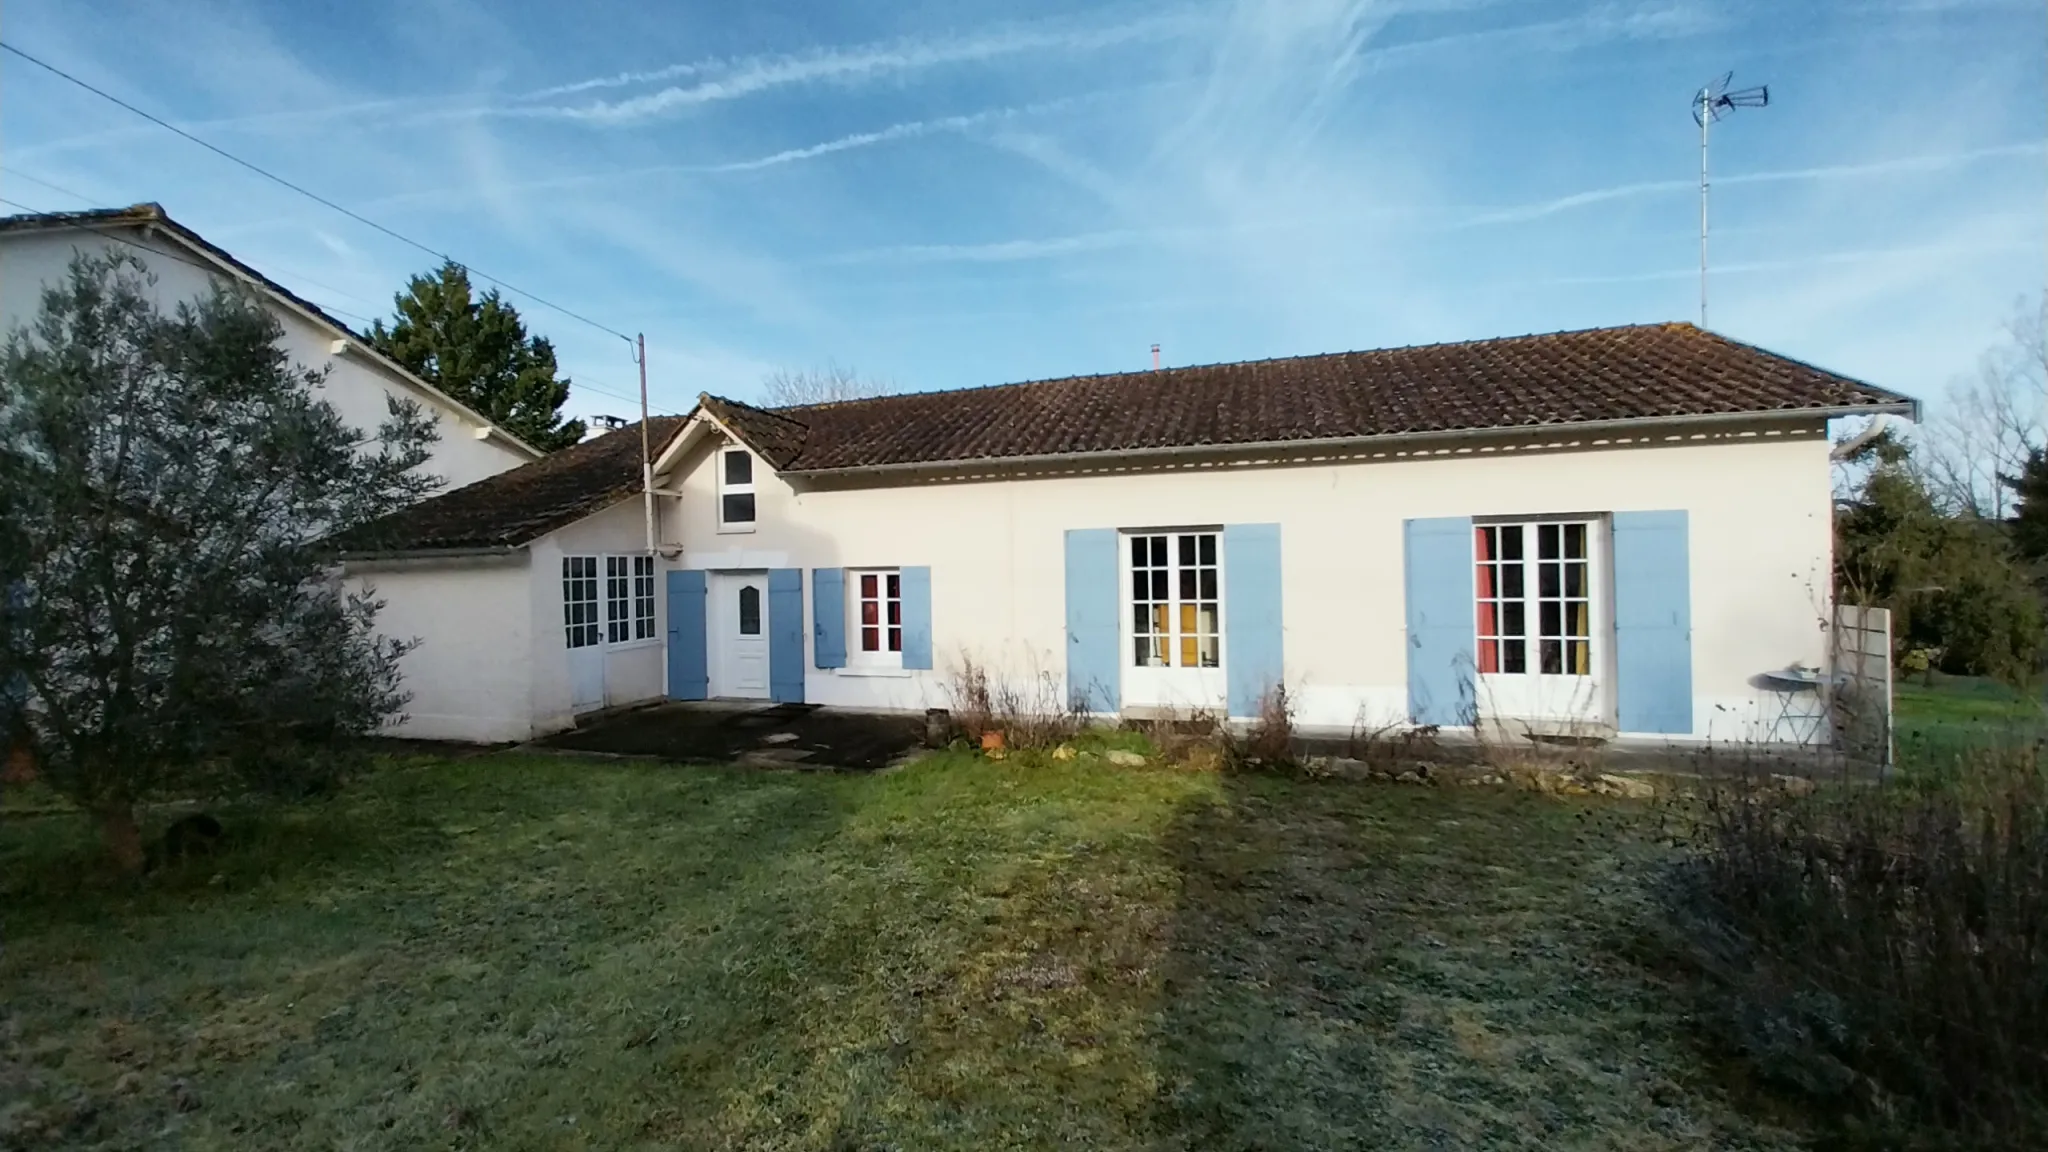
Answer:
2;0;2042;424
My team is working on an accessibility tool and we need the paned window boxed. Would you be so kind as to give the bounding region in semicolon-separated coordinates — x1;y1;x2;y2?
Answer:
631;555;656;640
719;447;756;529
601;555;658;643
1130;532;1220;668
1475;522;1592;676
606;556;633;643
563;556;600;649
851;570;902;662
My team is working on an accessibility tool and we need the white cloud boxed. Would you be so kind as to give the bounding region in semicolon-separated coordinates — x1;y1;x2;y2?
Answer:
524;12;1202;125
311;229;356;259
1454;142;2046;227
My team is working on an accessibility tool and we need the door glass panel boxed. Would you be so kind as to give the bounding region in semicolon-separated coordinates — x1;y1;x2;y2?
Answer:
1477;521;1594;682
1129;531;1220;669
562;556;601;649
738;585;761;635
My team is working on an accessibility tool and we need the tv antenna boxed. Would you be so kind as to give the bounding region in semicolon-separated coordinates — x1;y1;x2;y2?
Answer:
1693;72;1769;329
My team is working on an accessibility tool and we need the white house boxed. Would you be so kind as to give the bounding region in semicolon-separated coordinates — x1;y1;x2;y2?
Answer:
0;204;541;488
353;322;1916;747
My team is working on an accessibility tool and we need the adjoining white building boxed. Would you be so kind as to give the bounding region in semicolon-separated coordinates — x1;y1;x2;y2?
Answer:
353;323;1917;747
0;204;541;488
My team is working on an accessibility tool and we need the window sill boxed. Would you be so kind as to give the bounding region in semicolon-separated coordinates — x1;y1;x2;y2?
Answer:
605;638;663;653
837;665;911;678
716;523;757;535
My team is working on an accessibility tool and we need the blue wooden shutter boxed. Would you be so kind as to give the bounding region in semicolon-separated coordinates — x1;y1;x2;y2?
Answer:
1064;529;1120;713
1223;523;1284;720
768;568;805;703
1404;517;1475;726
812;568;846;668
666;569;708;701
900;566;933;670
1612;510;1693;735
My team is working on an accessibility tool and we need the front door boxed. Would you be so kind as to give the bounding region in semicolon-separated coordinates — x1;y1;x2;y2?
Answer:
710;571;771;700
1473;519;1608;731
1121;530;1227;714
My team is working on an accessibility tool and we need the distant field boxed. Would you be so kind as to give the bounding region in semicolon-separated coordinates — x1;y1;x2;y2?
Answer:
1893;672;2047;765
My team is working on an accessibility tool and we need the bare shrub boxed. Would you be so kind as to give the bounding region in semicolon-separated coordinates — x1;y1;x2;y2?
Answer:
943;654;1082;753
1224;684;1297;773
1655;745;2048;1146
1345;707;1438;768
1129;707;1227;771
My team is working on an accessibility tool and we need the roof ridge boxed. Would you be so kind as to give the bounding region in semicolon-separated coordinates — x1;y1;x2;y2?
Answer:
702;392;809;429
0;201;547;460
762;322;1697;416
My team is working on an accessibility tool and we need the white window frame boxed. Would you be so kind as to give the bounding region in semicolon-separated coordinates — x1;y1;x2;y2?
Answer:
563;556;601;650
601;554;658;646
718;445;757;533
630;555;656;641
1126;530;1222;671
847;568;903;670
1473;519;1598;679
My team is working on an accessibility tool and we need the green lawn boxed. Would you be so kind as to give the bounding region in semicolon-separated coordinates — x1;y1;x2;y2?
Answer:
1;750;1797;1150
1893;671;2048;766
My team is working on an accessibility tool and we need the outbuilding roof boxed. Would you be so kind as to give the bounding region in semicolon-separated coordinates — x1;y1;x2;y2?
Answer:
700;322;1915;474
338;418;687;556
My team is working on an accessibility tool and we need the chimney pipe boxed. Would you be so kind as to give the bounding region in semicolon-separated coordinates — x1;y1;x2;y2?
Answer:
1151;343;1161;371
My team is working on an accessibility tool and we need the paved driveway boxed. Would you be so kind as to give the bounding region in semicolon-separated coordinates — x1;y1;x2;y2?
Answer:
537;701;926;772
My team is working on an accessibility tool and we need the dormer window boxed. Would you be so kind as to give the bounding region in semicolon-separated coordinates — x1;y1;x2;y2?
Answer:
719;446;756;532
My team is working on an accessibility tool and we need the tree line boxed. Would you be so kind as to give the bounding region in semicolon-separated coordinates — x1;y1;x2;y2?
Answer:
1837;299;2048;685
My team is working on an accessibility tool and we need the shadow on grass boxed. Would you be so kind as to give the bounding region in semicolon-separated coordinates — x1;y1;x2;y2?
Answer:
1145;770;1800;1151
0;770;455;926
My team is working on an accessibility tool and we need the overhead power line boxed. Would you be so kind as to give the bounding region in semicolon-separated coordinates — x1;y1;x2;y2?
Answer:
0;166;98;205
0;192;647;407
0;167;394;318
0;39;637;348
0;179;653;409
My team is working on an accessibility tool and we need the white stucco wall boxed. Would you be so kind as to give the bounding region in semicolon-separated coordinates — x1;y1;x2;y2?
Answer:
354;557;536;743
662;421;1836;743
0;227;532;489
529;498;670;727
351;500;667;744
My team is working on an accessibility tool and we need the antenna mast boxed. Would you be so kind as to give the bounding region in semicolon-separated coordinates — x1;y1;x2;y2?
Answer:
1693;72;1769;329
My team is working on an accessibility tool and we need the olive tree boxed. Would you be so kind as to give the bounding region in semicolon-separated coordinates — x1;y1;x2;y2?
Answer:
0;252;438;870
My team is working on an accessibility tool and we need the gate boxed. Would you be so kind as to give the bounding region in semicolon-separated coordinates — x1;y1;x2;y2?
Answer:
1831;604;1893;773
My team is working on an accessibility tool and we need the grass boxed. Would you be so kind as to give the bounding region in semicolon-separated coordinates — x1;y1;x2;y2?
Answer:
1;748;1800;1150
1894;671;2048;768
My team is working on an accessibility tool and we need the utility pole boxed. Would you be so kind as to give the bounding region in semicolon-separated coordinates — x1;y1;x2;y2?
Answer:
1693;73;1768;330
637;333;655;555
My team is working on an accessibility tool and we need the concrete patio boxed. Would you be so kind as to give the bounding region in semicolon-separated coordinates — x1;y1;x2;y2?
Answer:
535;701;927;772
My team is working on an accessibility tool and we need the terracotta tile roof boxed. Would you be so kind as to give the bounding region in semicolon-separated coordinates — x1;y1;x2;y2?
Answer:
704;323;1914;473
338;418;687;555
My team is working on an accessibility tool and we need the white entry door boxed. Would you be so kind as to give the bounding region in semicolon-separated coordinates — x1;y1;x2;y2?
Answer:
563;556;606;713
1121;530;1227;714
710;572;771;700
1473;519;1608;730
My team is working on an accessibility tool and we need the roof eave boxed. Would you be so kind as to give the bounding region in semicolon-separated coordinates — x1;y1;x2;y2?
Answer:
335;543;529;564
780;402;1914;480
7;209;545;461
